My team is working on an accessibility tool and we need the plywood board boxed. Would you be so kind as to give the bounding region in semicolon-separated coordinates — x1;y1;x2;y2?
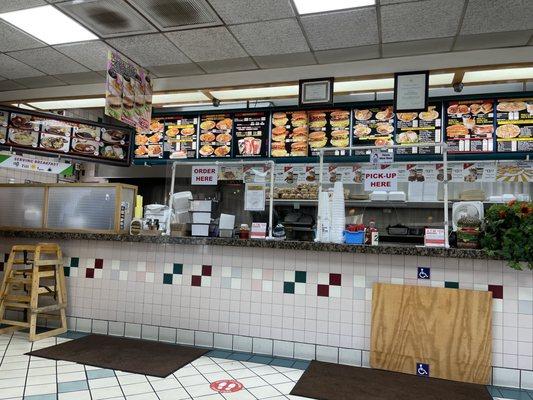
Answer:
370;283;492;385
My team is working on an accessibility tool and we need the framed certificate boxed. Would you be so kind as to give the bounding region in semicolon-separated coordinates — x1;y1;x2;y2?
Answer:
394;71;429;112
299;78;334;106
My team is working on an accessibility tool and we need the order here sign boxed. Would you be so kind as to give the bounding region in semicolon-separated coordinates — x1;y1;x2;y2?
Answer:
192;166;219;185
363;169;398;191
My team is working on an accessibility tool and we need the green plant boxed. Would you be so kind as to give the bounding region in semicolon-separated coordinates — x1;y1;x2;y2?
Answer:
481;201;533;270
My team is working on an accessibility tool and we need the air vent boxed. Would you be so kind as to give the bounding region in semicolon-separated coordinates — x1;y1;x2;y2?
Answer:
129;0;222;31
57;0;157;37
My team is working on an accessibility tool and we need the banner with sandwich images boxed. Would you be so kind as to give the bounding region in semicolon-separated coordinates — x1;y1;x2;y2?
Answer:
105;50;153;133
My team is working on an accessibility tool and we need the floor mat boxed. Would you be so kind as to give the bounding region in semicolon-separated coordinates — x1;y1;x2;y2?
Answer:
26;334;208;378
290;360;492;400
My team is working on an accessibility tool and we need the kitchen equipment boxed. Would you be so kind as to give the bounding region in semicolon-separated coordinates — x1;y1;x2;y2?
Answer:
272;223;286;240
144;204;171;231
387;224;409;235
452;201;484;231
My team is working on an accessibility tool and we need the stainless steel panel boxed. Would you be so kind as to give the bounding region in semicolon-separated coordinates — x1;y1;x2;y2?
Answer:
0;187;44;228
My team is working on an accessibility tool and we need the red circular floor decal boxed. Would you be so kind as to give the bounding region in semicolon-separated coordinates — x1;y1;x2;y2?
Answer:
210;379;244;393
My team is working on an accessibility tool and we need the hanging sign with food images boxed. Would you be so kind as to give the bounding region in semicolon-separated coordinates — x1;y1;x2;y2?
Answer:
396;103;442;154
105;50;153;132
495;99;533;152
352;105;395;155
233;112;268;157
271;111;308;157
307;109;350;156
445;100;495;153
199;114;233;158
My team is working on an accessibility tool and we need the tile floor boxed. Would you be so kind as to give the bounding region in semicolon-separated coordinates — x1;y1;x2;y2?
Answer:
0;331;530;400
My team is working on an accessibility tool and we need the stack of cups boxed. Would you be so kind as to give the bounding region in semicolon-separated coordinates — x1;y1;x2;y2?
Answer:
330;181;346;243
316;191;331;242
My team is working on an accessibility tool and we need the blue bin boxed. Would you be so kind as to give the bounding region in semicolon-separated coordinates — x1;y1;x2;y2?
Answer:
344;230;365;245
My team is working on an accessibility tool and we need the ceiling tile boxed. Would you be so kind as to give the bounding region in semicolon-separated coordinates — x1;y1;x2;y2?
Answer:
460;0;533;35
207;0;294;24
0;54;44;79
453;30;532;51
254;51;316;69
166;27;247;62
8;47;89;75
52;71;106;85
13;75;67;88
0;21;46;52
0;0;45;12
54;41;110;71
147;63;205;78
381;0;465;43
107;34;191;67
379;0;416;3
382;37;454;58
0;79;26;91
229;19;309;56
314;44;380;64
197;57;257;73
301;8;379;51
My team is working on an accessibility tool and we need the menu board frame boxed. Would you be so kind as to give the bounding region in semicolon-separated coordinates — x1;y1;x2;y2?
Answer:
0;105;134;166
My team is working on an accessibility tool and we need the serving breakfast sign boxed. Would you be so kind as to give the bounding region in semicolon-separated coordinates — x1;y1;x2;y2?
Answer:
0;154;73;175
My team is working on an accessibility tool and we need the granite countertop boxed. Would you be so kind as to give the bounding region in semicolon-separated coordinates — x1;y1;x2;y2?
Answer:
0;230;499;259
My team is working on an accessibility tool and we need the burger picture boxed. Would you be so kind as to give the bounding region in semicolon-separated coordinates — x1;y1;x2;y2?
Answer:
308;131;327;148
290;141;307;156
272;112;288;127
292;126;308;142
446;124;469;137
309;112;327;129
272;126;287;142
330;110;350;128
291;111;307;127
271;141;288;157
330;130;349;147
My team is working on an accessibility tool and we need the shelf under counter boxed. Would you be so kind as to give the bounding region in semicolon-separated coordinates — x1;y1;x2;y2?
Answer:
267;199;508;208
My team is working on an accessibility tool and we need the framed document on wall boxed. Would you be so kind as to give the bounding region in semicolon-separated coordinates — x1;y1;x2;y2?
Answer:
394;71;429;112
299;77;334;106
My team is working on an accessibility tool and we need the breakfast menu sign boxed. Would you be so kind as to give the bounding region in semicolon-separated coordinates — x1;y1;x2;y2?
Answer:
105;50;153;132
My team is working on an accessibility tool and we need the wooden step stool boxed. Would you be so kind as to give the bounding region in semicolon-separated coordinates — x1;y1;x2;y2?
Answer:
0;243;68;341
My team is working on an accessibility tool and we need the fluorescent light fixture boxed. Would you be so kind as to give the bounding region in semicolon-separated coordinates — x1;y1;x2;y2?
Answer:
293;0;375;14
210;86;299;100
161;102;213;108
152;92;209;104
463;67;533;83
27;98;105;109
11;103;37;110
429;73;454;86
0;5;97;45
334;78;394;93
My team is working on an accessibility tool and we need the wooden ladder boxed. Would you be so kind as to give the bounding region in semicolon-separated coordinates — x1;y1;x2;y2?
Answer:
0;243;68;341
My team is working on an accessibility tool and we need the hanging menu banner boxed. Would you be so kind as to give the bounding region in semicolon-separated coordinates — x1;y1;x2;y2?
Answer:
233;112;268;157
396;103;442;154
352;105;394;155
445;100;495;153
308;109;349;156
495;99;533;152
105;50;153;132
199;114;233;158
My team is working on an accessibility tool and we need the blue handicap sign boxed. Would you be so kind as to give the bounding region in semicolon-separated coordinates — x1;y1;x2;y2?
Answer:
416;363;430;377
417;267;430;280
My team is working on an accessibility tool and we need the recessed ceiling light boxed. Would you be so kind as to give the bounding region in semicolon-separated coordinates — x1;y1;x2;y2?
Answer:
152;92;210;104
334;78;394;93
463;67;533;83
0;5;97;45
27;98;105;109
293;0;375;15
210;86;299;100
429;73;454;86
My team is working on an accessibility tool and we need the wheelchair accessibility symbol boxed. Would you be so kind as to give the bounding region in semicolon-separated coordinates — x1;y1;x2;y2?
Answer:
417;267;430;280
416;363;430;377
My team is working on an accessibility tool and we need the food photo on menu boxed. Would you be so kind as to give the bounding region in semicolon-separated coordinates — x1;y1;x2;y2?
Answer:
307;109;350;155
396;104;441;154
271;110;308;157
165;117;198;159
234;112;267;157
100;128;128;160
352;106;394;154
7;113;42;148
71;123;101;157
445;100;494;153
135;119;163;158
199;114;233;158
495;99;533;152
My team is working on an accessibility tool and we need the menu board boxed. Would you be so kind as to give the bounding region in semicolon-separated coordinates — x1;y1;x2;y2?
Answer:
165;117;198;159
396;104;442;154
233;112;268;157
135;119;164;158
445;100;495;153
308;109;349;156
495;99;533;152
198;114;233;158
0;109;132;165
271;111;308;157
352;105;394;154
497;161;533;182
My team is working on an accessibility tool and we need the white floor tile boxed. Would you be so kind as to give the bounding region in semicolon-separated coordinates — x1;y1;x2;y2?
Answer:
24;383;57;396
26;373;57;386
90;386;124;400
120;382;153;396
0;385;24;399
89;377;120;389
186;382;217;398
126;393;158;400
237;376;268;388
221;390;257;400
247;385;281;399
58;390;92;400
178;374;209;387
0;377;25;389
229;369;257;379
58;371;87;382
117;374;147;385
155;387;191;400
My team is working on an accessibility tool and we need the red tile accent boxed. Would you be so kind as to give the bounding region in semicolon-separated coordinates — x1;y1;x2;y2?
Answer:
191;275;202;286
317;284;329;297
95;259;103;269
86;268;94;278
202;265;212;276
329;273;342;286
488;284;503;299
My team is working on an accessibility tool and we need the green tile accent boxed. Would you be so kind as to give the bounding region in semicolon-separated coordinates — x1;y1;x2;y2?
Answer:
295;271;307;283
163;273;173;284
173;263;183;274
445;281;459;289
284;282;295;294
70;257;79;268
63;267;70;277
